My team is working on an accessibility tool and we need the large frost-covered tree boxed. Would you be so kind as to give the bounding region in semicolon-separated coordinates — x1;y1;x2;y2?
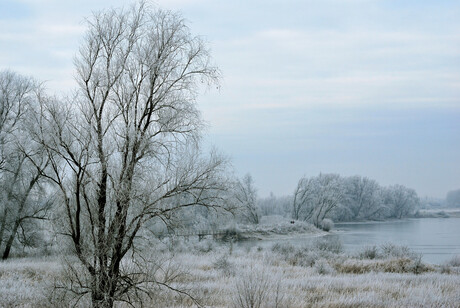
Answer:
34;2;228;307
341;176;384;220
382;184;419;219
292;173;344;227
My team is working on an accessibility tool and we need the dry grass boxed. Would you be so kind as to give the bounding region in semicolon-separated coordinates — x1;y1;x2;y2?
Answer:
0;257;62;307
1;240;459;307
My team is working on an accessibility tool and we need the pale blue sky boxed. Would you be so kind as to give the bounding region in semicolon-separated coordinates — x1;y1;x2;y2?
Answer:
1;0;459;198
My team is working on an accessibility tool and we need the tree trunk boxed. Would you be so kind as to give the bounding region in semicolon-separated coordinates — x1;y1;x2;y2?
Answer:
2;176;36;259
91;272;115;308
92;296;114;308
2;218;20;259
0;206;8;249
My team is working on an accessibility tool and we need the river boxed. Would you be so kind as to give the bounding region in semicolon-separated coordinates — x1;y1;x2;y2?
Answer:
238;217;460;264
331;217;460;264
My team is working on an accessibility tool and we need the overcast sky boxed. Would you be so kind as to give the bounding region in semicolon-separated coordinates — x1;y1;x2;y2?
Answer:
1;0;459;198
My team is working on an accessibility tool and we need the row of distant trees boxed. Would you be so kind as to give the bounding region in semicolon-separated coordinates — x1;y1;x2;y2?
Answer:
292;174;420;226
232;173;421;227
445;189;460;207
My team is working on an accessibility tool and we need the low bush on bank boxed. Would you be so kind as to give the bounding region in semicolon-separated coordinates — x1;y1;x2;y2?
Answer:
335;257;434;274
446;255;460;267
320;219;334;232
313;236;343;254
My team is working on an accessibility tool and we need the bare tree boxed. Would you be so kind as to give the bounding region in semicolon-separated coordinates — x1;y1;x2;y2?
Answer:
311;173;344;227
292;173;343;227
383;184;419;219
292;176;316;221
0;70;51;259
342;176;384;220
259;192;291;217
233;173;259;224
446;189;460;207
35;2;226;307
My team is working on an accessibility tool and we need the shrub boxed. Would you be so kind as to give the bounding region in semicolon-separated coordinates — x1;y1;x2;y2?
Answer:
301;251;319;267
194;239;215;253
335;257;433;274
232;267;270;308
314;259;335;275
320;219;334;232
213;254;234;276
313;237;343;254
222;227;244;242
290;250;320;267
359;245;379;260
440;264;452;274
380;243;415;260
271;243;295;256
410;254;424;275
446;255;460;267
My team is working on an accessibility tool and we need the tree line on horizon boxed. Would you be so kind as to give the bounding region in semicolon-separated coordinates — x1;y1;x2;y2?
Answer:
228;173;420;229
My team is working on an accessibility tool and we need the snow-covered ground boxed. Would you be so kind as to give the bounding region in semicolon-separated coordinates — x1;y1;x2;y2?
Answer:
1;237;459;307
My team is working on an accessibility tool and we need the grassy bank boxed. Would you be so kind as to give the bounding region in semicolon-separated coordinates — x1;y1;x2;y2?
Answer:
1;237;460;307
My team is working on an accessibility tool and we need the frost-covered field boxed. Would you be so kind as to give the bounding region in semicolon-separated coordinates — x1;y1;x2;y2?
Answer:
1;239;460;307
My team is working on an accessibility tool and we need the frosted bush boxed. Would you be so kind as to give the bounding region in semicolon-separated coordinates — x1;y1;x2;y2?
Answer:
359;245;379;260
314;259;335;275
271;243;295;256
302;251;320;267
313;237;343;254
320;219;334;232
194;239;215;253
213;254;235;276
231;266;287;308
446;255;460;267
232;267;270;308
439;264;452;274
410;254;426;275
380;243;416;259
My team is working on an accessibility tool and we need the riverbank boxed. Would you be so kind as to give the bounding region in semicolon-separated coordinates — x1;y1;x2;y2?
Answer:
235;215;324;240
415;208;460;218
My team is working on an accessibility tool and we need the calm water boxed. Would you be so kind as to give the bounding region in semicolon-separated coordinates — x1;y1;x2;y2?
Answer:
239;218;460;264
331;218;460;264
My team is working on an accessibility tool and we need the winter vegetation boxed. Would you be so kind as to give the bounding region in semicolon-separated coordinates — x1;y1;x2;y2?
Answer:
1;1;459;307
445;189;460;208
1;237;460;307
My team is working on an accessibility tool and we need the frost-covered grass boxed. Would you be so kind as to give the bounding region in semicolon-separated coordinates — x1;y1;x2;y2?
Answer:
1;239;460;307
0;257;62;307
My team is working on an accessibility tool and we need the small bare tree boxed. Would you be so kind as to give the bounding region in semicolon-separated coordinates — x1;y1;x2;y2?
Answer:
35;2;227;307
234;173;259;224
